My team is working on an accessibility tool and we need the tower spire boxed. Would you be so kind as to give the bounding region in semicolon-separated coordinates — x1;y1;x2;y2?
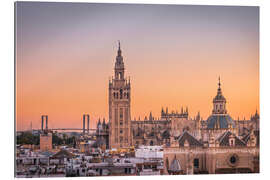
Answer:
114;41;124;80
117;40;122;56
218;76;221;90
118;40;121;50
212;76;227;114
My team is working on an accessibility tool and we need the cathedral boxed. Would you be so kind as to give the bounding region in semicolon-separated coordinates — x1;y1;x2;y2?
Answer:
164;78;259;174
106;42;199;148
95;43;259;173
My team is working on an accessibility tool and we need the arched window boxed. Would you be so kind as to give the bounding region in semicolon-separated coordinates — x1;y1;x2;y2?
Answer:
118;72;122;79
120;89;123;99
127;92;129;99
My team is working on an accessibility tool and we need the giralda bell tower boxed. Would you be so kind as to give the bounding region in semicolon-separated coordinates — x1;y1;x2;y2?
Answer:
109;41;132;149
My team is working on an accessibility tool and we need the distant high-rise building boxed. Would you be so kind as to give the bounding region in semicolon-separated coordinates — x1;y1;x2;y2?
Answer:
109;42;132;148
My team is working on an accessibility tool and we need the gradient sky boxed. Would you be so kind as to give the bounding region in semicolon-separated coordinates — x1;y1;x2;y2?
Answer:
16;2;259;131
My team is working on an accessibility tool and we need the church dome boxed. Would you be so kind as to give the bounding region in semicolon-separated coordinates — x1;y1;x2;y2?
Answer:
206;114;235;129
213;92;226;102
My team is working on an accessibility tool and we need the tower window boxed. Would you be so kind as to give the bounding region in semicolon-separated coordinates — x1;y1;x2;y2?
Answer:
120;89;123;99
120;108;123;119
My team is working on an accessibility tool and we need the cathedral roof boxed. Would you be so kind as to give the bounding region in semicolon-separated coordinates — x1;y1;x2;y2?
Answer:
217;131;246;147
242;130;260;146
242;132;251;143
206;114;235;129
178;131;203;147
161;130;170;139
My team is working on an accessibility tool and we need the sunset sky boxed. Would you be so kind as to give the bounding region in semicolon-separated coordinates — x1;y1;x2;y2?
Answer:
16;2;259;131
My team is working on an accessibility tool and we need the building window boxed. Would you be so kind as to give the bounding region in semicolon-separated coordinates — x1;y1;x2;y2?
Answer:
230;139;235;146
118;72;122;79
194;158;199;168
120;108;123;119
227;154;239;167
115;108;118;126
230;156;236;164
120;129;123;134
120;89;123;99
